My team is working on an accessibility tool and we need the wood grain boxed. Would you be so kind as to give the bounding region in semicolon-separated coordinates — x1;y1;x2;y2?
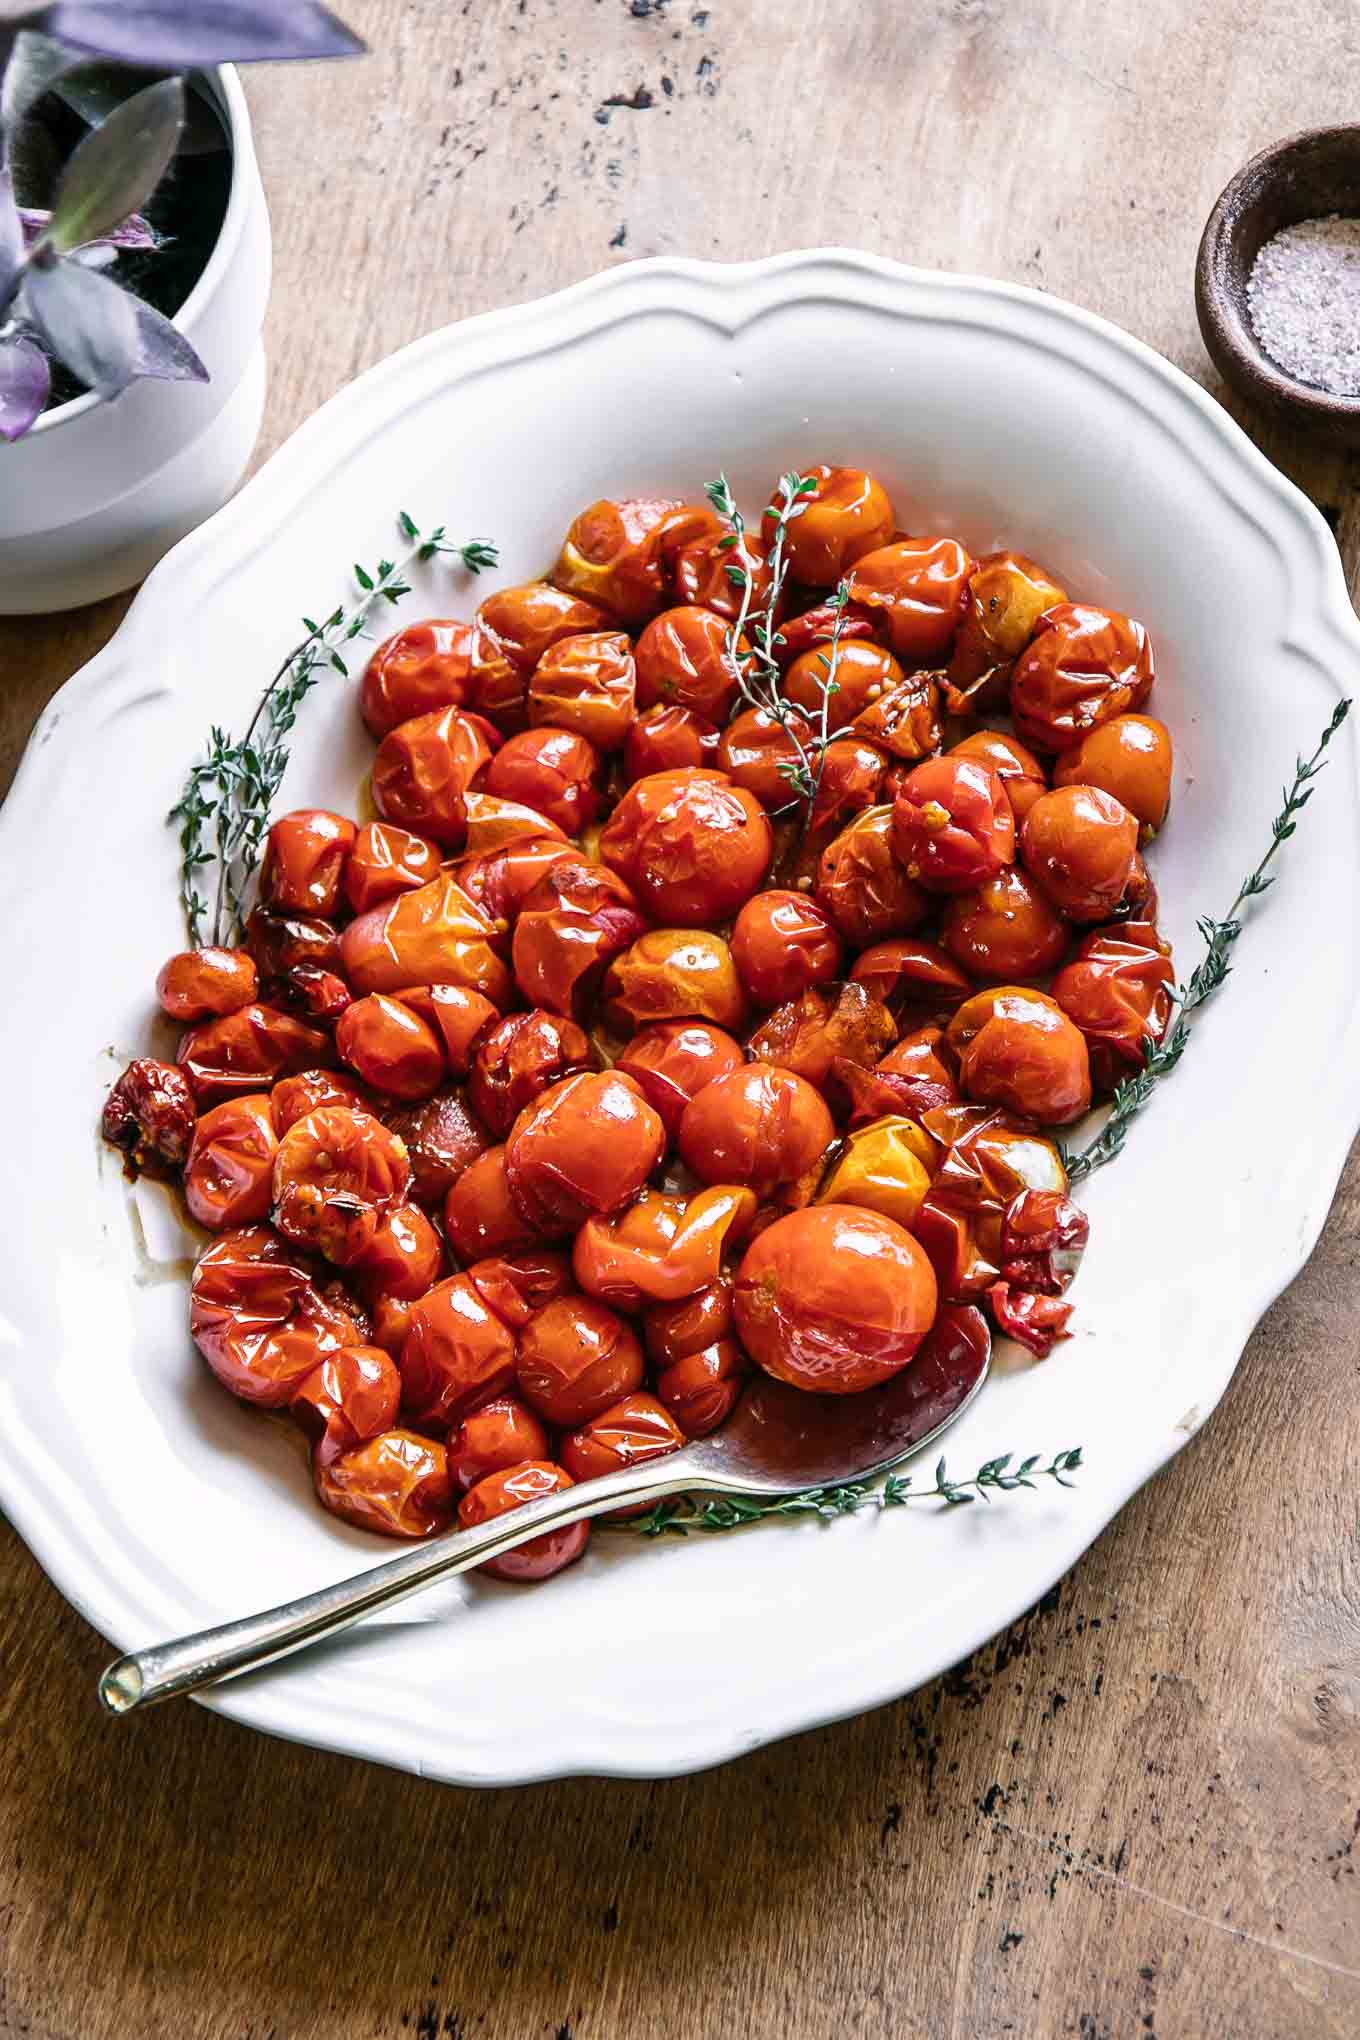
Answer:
2;3;1358;2034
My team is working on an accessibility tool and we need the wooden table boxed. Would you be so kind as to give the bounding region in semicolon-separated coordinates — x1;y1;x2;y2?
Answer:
2;4;1358;2033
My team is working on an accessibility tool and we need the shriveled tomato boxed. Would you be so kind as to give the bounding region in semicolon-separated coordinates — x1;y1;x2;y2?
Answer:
999;1188;1090;1296
292;1342;402;1468
384;1085;491;1205
272;1105;411;1265
716;705;814;811
510;858;647;1020
472;582;610;730
849;939;972;1017
623;703;723;781
484;725;603;835
101;1056;197;1175
818;805;927;947
818;1114;936;1231
260;809;356;917
763;466;896;584
731;889;844;1008
317;1429;454;1538
351;1201;444;1304
271;1068;374;1136
464;1248;574;1329
447;1395;552;1493
574;1185;758;1311
559;1392;685;1484
340;872;513;1007
336;993;446;1100
505;1071;666;1235
528;630;637;750
845;537;975;661
642;1275;735;1366
399;983;500;1074
371;706;493;849
604;928;747;1033
913;1104;1068;1300
1050;920;1174;1091
451;834;578;925
190;1225;365;1407
946;987;1092;1126
948;728;1048;826
835;1024;959;1125
184;1094;279;1229
599;768;773;923
469;1009;596;1138
634;605;745;723
678;1062;834;1196
458;1461;590;1581
892;756;1016;892
360;619;476;737
655;1339;749;1437
444;1144;544;1261
1009;602;1154;754
157;947;258;1022
399;1271;518;1431
178;1004;333;1105
945;550;1067;711
671;523;771;621
806;736;889;840
343;821;442;915
850;670;942;763
551;497;692;621
614;1020;745;1135
517;1295;645;1426
747;980;897;1094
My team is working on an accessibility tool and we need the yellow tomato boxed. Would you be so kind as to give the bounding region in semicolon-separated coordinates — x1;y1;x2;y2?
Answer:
818;1115;936;1231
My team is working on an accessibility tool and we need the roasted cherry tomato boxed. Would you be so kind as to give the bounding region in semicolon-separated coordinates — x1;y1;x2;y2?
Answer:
360;619;476;737
731;890;844;1008
371;706;493;848
642;1275;735;1366
733;1205;937;1393
784;638;902;732
850;939;972;1017
101;1056;197;1175
603;928;747;1032
460;789;567;855
551;497;695;622
336;993;446;1100
528;630;637;750
259;808;356;917
987;1283;1074;1357
614;1020;746;1135
317;1429;454;1538
762;466;896;584
747;980;897;1092
599;768;773;923
835;1024;959;1125
178;1003;333;1105
1009;602;1154;754
716;705;815;810
1020;785;1140;922
444;1143;544;1260
458;1461;590;1581
292;1344;401;1466
574;1185;757;1311
806;736;890;839
156;947;258;1022
1050;920;1174;1091
948;728;1048;826
272;1105;411;1265
468;1009;596;1139
504;1070;666;1234
891;756;1016;892
623;702;722;781
912;1103;1068;1300
343;821;442;915
999;1188;1090;1296
772;597;878;667
340;872;513;1007
946;987;1092;1126
484;725;603;836
510;858;648;1020
184;1094;279;1229
845;537;975;661
452;835;579;924
634;605;745;723
945;550;1067;710
399;982;500;1073
559;1392;685;1485
678;1062;834;1196
190;1225;365;1407
851;670;942;763
384;1085;491;1205
1053;714;1173;831
671;523;771;620
818;1113;936;1231
447;1395;552;1493
271;1068;374;1136
465;1247;574;1328
243;907;341;990
351;1201;444;1304
399;1271;518;1431
472;582;610;729
516;1295;645;1425
818;805;928;947
939;870;1070;984
655;1339;749;1437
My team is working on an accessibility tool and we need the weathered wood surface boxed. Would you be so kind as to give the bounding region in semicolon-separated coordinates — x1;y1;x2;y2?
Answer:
2;4;1358;2034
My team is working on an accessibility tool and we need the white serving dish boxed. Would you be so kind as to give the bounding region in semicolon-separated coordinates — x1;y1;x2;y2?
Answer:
1;252;1357;1785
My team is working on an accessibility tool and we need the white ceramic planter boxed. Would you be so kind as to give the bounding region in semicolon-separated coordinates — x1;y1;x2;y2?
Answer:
0;66;270;616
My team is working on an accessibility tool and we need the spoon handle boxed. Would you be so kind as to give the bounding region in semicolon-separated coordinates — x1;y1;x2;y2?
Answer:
98;1458;700;1714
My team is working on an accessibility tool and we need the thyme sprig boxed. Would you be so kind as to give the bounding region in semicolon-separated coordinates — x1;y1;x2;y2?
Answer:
1066;697;1351;1182
168;514;498;945
613;1448;1085;1538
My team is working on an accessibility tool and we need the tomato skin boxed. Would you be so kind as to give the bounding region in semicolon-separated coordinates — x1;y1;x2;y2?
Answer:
190;1224;367;1408
551;497;691;622
157;947;258;1022
291;1344;402;1467
851;670;942;764
360;619;476;738
731;890;844;1008
458;1461;590;1581
371;706;493;849
468;1009;594;1139
655;1338;749;1437
351;1201;445;1304
336;994;446;1101
634;606;745;723
1009;602;1154;754
623;703;722;782
471;582;611;731
573;1185;758;1312
178;1004;334;1106
817;1113;936;1231
913;1103;1068;1300
184;1094;279;1229
643;1275;735;1366
603;928;748;1034
1050;919;1174;1091
1053;714;1173;830
892;757;1016;893
447;1396;552;1493
845;536;975;661
272;1105;412;1267
399;1271;518;1432
316;1429;455;1538
948;728;1048;825
528;630;637;751
947;987;1093;1126
559;1392;685;1485
399;983;500;1074
505;1071;666;1236
678;1062;835;1197
849;939;972;1018
516;1295;645;1426
1020;785;1140;923
734;1205;938;1393
836;1024;960;1126
452;835;579;926
101;1056;197;1175
343;821;442;915
615;1020;745;1136
599;769;773;924
445;1144;544;1261
339;872;513;1008
939;870;1071;984
260;809;356;917
484;726;604;836
510;858;648;1021
818;805;928;947
772;598;878;668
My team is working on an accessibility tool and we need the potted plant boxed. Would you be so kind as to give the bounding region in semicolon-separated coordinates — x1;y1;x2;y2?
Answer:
0;3;362;615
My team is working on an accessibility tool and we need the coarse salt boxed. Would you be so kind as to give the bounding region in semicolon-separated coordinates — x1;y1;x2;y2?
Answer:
1246;213;1360;397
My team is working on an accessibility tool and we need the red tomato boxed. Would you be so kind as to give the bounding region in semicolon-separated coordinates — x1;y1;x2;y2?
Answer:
716;705;815;811
291;1344;401;1466
559;1392;685;1484
947;987;1092;1126
623;703;723;782
444;1144;544;1261
850;671;943;763
451;835;580;925
634;606;745;723
948;728;1048;826
316;1429;454;1538
731;890;844;1008
458;1461;590;1581
271;1068;374;1136
504;1071;665;1235
272;1105;412;1265
156;947;258;1022
101;1057;197;1175
1053;715;1173;830
1020;785;1140;922
551;497;690;621
614;1020;746;1135
642;1275;735;1365
371;706;493;848
599;768;773;923
516;1295;645;1425
399;1271;518;1431
574;1185;757;1312
468;1009;596;1139
1009;602;1154;754
351;1202;444;1303
845;537;975;661
484;726;603;835
603;928;748;1033
510;859;647;1020
260;809;356;917
762;466;896;583
807;736;889;838
464;1248;574;1329
1050;920;1174;1092
527;630;637;751
178;1004;333;1105
671;524;771;621
836;1024;960;1125
447;1395;552;1493
336;993;446;1100
817;806;928;947
184;1094;278;1229
733;1205;938;1392
939;870;1070;984
343;821;442;915
655;1339;749;1437
849;939;972;1017
339;872;513;1007
678;1062;835;1196
360;619;476;737
746;981;897;1093
891;757;1016;892
190;1225;366;1407
399;982;501;1073
383;1085;491;1206
472;582;610;730
945;551;1067;711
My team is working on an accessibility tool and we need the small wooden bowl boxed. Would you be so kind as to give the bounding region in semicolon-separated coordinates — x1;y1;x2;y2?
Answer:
1196;125;1360;443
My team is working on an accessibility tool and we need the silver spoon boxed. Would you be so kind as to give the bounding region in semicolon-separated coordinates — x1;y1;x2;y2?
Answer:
97;1311;989;1715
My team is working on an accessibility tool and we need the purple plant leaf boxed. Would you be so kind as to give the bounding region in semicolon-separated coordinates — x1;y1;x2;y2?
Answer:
42;2;365;65
23;253;207;399
0;332;50;440
0;29;75;133
45;75;182;254
0;164;21;310
20;204;159;251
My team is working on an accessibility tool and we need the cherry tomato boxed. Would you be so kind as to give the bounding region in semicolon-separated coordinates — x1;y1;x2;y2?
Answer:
460;789;567;855
101;1056;197;1175
836;1024;960;1125
559;1392;685;1485
511;858;648;1020
849;939;972;1016
574;1185;758;1311
716;705;815;810
447;1395;552;1493
1050;920;1174;1092
642;1275;735;1365
614;1020;746;1135
317;1429;454;1538
891;757;1016;892
259;809;356;917
484;725;603;836
551;497;692;621
469;1009;596;1139
1053;714;1173;830
945;550;1067;710
946;987;1092;1125
772;598;878;667
504;1070;666;1234
762;466;896;583
291;1344;401;1466
185;1094;279;1229
472;582;610;730
672;524;772;620
678;1062;834;1196
444;1144;544;1261
913;1103;1067;1299
272;1105;411;1266
818;1114;936;1231
845;537;976;661
604;928;747;1033
340;872;513;1007
1020;785;1140;922
599;768;773;923
623;703;723;781
516;1295;645;1425
634;606;745;723
999;1188;1090;1296
747;980;897;1092
271;1068;374;1136
371;706;493;848
384;1085;491;1205
939;870;1070;983
343;821;442;915
733;1205;938;1392
190;1225;365;1407
850;670;942;764
731;890;844;1008
655;1339;749;1437
464;1248;574;1329
244;906;341;988
452;835;579;924
399;982;500;1073
948;728;1048;826
399;1270;518;1430
987;1283;1074;1358
818;805;928;946
806;736;890;839
336;993;446;1100
1009;602;1154;754
458;1461;590;1581
156;947;258;1022
360;619;476;737
351;1201;444;1303
178;1003;333;1105
528;630;637;750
